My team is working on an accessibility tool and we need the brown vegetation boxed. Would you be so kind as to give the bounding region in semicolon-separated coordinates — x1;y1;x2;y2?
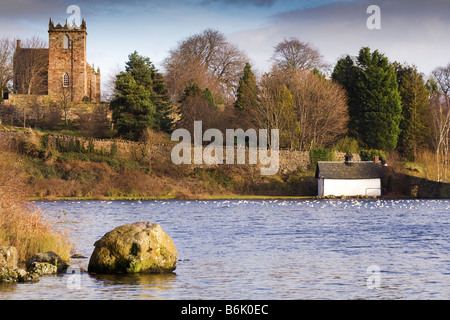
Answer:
0;144;72;262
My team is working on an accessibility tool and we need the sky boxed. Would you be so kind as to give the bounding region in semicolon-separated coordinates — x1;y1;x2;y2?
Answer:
1;0;450;94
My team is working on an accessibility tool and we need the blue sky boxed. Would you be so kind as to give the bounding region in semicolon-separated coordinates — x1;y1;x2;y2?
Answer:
1;0;450;94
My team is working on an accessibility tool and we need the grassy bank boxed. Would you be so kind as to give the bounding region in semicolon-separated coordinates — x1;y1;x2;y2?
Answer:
2;126;448;201
2;127;318;199
0;150;72;262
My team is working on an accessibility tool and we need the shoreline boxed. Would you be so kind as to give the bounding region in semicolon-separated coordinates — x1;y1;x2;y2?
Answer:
27;195;423;202
27;195;317;201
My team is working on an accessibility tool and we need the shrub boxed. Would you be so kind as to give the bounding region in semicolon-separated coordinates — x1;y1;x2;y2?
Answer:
333;136;360;154
309;148;335;170
360;149;386;161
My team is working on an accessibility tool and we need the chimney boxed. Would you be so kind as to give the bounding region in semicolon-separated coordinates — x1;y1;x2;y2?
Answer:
16;39;21;49
345;151;353;166
374;156;380;164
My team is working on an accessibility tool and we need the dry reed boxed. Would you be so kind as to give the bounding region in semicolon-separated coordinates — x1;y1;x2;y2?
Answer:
0;147;72;262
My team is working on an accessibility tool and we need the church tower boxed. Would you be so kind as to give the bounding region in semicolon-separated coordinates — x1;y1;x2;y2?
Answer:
48;19;100;102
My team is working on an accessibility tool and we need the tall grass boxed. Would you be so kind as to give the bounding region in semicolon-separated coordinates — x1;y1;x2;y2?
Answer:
0;147;72;262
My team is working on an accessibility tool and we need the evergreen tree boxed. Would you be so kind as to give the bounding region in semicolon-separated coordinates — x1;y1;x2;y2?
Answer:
332;56;360;138
110;52;173;140
235;62;259;111
394;63;430;161
110;72;158;141
332;47;402;150
203;88;216;109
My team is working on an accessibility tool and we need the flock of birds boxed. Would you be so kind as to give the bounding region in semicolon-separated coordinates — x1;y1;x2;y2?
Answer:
52;198;450;214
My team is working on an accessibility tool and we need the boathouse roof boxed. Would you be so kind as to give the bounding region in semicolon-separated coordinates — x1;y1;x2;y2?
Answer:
315;161;384;180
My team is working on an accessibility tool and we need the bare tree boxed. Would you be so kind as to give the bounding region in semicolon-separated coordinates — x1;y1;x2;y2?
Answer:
271;38;328;72
177;94;220;134
77;104;111;138
57;84;71;126
102;64;123;103
245;67;348;149
0;37;15;98
430;64;450;181
13;36;48;95
291;70;348;149
163;29;248;105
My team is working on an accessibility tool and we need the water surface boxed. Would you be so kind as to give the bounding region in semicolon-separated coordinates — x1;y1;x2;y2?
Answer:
1;199;449;299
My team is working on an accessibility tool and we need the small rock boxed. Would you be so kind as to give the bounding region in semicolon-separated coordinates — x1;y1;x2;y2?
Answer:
0;266;39;283
0;247;18;270
26;251;68;273
27;262;58;275
17;269;39;282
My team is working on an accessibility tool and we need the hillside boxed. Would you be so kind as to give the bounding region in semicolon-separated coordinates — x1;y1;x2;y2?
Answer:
0;127;318;199
1;126;449;200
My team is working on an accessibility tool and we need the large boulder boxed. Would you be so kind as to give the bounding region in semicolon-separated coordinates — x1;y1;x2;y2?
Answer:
88;222;177;274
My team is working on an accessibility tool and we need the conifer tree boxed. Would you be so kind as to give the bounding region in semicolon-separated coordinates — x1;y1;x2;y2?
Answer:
203;88;216;109
333;47;402;150
110;52;173;140
394;63;430;161
235;62;259;111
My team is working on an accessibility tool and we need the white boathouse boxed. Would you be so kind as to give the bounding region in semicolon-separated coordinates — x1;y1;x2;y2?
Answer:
315;154;384;197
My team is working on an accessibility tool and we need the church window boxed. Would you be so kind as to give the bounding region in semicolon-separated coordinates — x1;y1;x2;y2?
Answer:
63;35;70;49
63;73;70;87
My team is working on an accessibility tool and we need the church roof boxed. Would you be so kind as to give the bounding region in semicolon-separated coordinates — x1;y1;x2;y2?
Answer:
315;161;384;180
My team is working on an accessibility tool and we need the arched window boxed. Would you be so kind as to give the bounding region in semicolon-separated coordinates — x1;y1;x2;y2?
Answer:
63;73;70;87
63;35;70;49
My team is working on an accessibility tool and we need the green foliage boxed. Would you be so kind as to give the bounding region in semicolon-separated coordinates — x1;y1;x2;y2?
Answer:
41;134;49;150
333;136;360;154
359;149;386;161
309;148;336;170
203;88;216;109
394;63;430;161
110;141;118;156
332;47;402;151
235;62;259;111
110;51;173;141
190;168;233;189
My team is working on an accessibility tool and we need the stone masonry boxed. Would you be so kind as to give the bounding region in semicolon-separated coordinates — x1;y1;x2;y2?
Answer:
11;19;100;103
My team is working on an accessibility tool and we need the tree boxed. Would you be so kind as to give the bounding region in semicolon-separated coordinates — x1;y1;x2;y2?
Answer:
333;47;402;150
0;37;14;99
332;56;360;137
163;29;247;104
271;38;327;72
177;82;219;134
235;62;259;111
429;63;450;181
110;52;173;141
13;36;48;95
394;62;430;161
246;67;348;149
57;84;71;126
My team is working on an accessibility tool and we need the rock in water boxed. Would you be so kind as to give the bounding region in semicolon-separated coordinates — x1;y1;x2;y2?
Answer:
26;251;68;273
0;247;18;269
88;222;177;274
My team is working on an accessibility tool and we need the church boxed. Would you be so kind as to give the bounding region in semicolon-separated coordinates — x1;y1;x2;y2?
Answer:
12;18;101;103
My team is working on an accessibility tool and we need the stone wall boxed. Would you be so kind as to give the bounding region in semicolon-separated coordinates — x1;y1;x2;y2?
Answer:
382;167;450;199
2;94;54;108
0;129;362;175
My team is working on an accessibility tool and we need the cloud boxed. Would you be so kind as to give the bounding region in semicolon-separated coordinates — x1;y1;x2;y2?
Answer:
227;0;450;75
202;0;276;6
